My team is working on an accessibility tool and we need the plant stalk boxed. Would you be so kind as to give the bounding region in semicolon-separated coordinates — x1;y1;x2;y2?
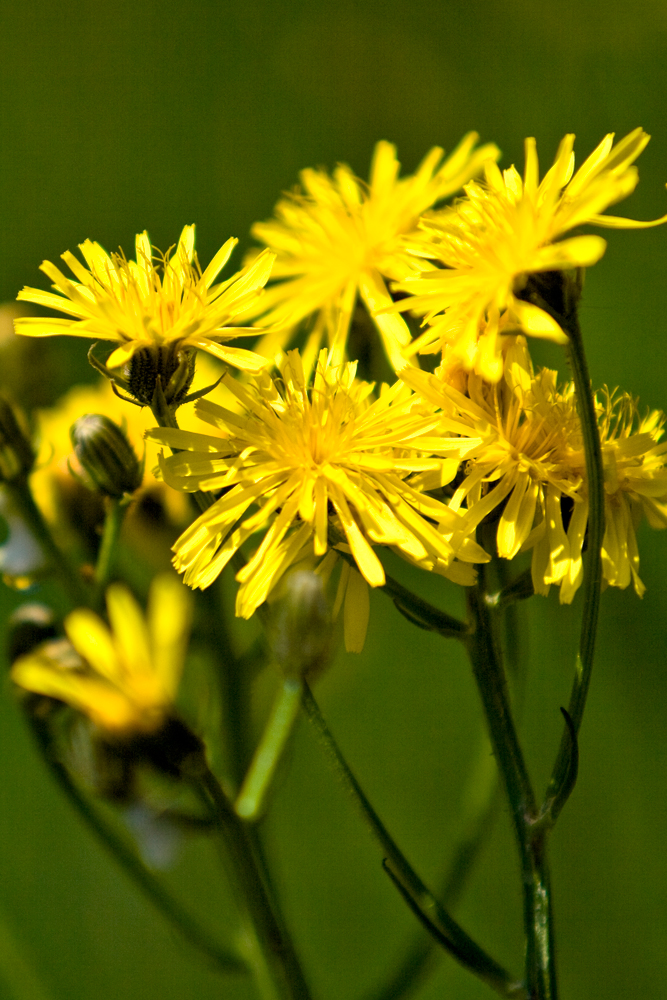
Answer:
302;683;522;998
94;496;125;599
544;310;605;813
465;573;556;1000
197;766;312;1000
27;715;245;975
6;478;90;607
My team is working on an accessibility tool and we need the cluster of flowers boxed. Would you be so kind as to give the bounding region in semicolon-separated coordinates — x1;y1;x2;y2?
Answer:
9;127;667;729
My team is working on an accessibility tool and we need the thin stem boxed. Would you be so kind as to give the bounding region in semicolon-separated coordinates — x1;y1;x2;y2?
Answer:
302;683;522;998
545;312;604;810
235;679;303;821
381;572;470;639
361;740;499;1000
94;497;125;599
27;715;245;975
465;573;556;1000
5;479;90;607
198;582;251;792
197;766;313;1000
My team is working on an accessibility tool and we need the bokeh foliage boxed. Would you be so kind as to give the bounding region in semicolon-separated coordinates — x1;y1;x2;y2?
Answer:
0;2;666;997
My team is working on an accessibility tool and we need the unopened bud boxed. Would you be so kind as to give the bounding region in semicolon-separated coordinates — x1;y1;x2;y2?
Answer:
517;268;583;324
125;345;196;408
0;393;35;482
71;414;142;498
271;570;333;678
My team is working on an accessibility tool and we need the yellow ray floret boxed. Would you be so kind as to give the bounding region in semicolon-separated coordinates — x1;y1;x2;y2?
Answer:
247;135;499;373
149;349;488;619
403;338;667;601
15;225;275;373
11;575;192;733
394;128;667;381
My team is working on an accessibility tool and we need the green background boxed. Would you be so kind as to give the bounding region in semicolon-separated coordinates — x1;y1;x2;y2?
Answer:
1;1;666;997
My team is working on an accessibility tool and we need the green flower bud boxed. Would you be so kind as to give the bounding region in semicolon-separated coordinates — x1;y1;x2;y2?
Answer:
0;393;35;482
124;345;196;408
271;570;333;678
70;414;142;498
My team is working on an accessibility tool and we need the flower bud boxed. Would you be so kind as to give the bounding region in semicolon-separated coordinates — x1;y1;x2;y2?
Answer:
517;268;583;324
70;414;142;498
271;570;333;678
124;345;196;408
0;393;35;482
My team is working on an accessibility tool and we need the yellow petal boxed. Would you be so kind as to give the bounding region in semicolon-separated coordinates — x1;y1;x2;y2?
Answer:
106;583;152;681
511;300;569;343
148;573;192;700
344;569;370;653
64;609;121;683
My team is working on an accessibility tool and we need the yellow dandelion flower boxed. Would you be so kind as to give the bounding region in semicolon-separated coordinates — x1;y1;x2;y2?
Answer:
149;349;488;619
404;339;667;602
395;128;667;381
247;135;499;373
11;575;192;734
548;390;667;602
402;339;584;586
15;225;275;377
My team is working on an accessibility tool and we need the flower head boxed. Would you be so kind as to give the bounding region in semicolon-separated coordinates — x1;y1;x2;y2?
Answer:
150;349;487;619
402;340;583;584
404;339;667;602
395;129;667;381
594;391;667;597
248;136;499;373
11;575;192;734
15;225;275;378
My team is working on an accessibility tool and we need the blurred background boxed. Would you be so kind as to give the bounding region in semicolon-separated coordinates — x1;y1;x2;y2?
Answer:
1;1;666;998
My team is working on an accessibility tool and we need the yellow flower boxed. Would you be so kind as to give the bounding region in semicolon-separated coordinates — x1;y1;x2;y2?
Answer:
15;225;275;374
402;339;584;588
404;339;667;602
574;391;667;600
247;136;499;373
150;349;488;619
395;129;667;381
11;575;192;734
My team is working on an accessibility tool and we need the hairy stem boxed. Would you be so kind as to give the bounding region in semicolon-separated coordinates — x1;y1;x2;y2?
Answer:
466;573;556;1000
302;683;522;998
544;311;604;816
28;715;245;975
197;766;312;1000
94;497;125;601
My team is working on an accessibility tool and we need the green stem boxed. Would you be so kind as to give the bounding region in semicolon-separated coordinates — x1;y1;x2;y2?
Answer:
94;497;125;598
301;683;522;998
235;679;303;821
544;312;604;813
362;740;499;1000
197;766;312;1000
6;478;90;607
465;573;556;1000
381;572;470;639
27;715;245;975
198;582;251;792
